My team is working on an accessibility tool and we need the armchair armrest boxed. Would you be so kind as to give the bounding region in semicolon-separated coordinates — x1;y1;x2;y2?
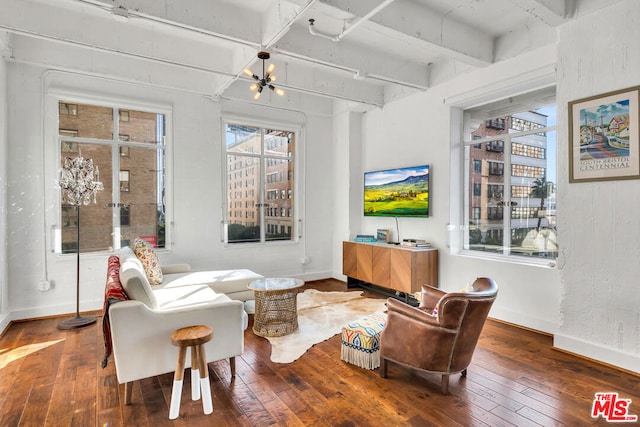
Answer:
161;263;191;274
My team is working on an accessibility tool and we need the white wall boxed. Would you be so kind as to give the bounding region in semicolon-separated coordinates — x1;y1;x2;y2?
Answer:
554;0;640;373
5;40;335;320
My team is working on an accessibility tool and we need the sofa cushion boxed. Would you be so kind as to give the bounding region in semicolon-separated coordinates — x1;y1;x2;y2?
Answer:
119;247;158;309
154;285;226;310
158;269;264;300
133;237;163;285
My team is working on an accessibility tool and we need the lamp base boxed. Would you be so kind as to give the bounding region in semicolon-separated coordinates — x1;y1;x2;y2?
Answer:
57;314;97;330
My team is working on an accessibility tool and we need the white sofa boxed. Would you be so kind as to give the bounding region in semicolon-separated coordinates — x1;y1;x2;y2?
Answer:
108;247;263;404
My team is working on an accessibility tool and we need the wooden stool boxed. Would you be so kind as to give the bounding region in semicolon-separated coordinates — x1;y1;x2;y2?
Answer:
169;325;214;420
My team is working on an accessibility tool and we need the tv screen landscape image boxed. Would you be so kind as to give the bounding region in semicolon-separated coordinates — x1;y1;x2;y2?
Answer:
364;165;430;217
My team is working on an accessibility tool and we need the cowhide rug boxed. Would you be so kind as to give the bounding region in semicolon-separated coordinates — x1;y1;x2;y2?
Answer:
264;289;387;363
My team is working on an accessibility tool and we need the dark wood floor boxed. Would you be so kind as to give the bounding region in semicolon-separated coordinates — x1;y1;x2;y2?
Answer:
1;279;638;426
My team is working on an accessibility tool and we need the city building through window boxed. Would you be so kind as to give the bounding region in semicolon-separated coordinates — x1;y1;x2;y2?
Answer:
57;101;167;253
462;88;557;260
225;123;295;244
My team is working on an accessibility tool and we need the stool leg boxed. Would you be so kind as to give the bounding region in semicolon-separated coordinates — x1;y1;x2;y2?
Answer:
229;356;236;377
197;344;213;415
190;346;201;401
169;346;187;420
124;381;133;405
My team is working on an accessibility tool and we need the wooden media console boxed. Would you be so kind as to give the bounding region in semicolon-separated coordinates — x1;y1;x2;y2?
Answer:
342;241;438;304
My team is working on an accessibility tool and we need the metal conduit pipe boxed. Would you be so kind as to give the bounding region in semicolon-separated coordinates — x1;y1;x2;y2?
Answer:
75;0;259;49
308;0;396;42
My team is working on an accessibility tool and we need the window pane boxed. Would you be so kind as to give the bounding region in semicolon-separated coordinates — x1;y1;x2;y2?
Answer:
510;128;557;258
226;124;260;154
60;142;112;254
464;104;557;260
119;170;130;192
120;206;130;226
466;138;505;255
265;157;293;241
227;154;260;243
119;109;164;145
57;100;167;253
120;146;166;248
264;129;292;157
59;102;113;139
225;124;295;244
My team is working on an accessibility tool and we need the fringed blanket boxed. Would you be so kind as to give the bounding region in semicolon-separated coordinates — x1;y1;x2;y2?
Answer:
101;255;129;368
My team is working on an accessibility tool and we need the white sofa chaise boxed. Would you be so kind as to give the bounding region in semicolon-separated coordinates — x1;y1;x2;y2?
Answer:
108;247;263;404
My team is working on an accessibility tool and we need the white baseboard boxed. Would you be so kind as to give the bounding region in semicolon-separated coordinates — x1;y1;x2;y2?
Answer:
554;333;640;375
9;299;103;322
292;270;334;283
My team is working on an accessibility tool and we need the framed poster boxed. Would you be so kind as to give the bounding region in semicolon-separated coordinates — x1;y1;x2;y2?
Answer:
569;86;640;182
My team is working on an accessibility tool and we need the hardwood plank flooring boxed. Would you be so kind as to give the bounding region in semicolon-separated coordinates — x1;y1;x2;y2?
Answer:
1;279;639;426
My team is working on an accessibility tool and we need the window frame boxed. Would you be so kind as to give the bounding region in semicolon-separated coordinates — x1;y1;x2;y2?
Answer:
221;116;301;247
46;93;173;255
453;93;557;267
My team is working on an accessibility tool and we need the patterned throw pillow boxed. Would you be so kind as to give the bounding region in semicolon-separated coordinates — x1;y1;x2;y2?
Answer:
133;237;163;285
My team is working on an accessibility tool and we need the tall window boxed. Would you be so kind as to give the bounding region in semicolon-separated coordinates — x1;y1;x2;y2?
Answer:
57;101;166;253
463;91;557;260
225;123;295;244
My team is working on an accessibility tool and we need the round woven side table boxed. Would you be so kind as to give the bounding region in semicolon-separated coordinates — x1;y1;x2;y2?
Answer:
248;278;305;337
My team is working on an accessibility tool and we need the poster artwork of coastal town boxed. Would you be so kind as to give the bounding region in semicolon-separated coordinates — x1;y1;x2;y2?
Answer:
573;90;640;183
579;98;631;172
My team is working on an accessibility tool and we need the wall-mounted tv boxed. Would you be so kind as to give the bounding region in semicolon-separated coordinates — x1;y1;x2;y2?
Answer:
364;165;430;217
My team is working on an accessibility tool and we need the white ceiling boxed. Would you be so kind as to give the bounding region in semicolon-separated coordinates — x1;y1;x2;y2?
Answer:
0;0;618;108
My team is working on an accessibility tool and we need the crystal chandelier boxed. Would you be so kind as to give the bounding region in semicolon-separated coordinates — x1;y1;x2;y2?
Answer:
56;156;104;330
58;157;104;206
243;51;285;100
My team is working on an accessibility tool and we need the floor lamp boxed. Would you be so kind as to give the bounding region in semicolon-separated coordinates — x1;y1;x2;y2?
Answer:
57;156;104;330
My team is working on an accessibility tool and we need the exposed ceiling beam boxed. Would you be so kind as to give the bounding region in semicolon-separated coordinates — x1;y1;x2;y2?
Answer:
0;31;11;58
318;0;494;67
261;0;320;48
508;0;572;26
273;25;429;90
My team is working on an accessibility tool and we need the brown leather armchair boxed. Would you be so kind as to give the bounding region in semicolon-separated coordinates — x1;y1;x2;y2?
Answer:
379;277;498;394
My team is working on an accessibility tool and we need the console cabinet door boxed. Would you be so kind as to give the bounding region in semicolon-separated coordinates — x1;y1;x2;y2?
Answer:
372;246;391;288
356;244;373;282
343;242;357;277
415;250;439;289
390;249;413;294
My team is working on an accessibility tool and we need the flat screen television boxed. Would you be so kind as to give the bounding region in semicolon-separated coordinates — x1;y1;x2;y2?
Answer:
364;165;430;217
